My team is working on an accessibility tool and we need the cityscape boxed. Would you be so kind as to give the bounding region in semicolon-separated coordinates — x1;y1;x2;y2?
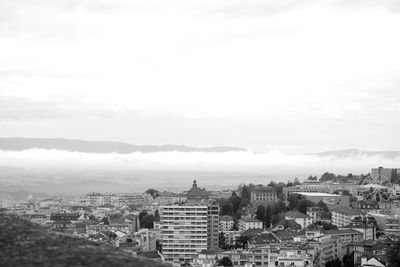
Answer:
1;0;400;266
2;167;400;266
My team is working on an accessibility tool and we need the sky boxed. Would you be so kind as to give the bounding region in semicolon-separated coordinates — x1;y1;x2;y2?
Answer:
1;0;400;153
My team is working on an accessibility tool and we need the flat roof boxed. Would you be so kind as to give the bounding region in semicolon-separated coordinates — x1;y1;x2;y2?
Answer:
298;192;338;197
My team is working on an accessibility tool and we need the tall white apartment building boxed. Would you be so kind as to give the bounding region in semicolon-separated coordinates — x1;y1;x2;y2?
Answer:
160;204;219;265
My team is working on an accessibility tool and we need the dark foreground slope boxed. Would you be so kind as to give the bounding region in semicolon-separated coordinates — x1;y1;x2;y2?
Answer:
0;212;167;267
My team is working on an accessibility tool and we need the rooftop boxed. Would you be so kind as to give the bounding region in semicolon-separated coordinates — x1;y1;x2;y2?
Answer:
298;192;339;197
332;206;365;216
285;211;312;219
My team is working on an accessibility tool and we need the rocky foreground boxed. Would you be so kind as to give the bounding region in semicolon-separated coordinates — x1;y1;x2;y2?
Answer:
0;211;167;267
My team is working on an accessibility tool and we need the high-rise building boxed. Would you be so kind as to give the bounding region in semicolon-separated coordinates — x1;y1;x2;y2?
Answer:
160;204;219;265
207;205;219;251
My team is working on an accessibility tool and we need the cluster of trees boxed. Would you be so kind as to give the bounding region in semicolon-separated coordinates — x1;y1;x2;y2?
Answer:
145;189;160;199
219;187;251;221
287;194;331;218
388;241;400;267
139;210;159;229
255;205;272;228
325;258;342;267
217;256;233;266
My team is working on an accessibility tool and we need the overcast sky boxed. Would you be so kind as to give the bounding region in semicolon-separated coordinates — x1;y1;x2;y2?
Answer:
1;0;400;153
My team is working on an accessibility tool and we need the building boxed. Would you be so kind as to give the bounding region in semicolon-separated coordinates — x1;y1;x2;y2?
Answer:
306;207;323;223
138;228;157;251
223;230;241;246
276;250;314;267
371;167;394;180
160;204;218;265
360;256;386;267
207;205;219;251
352;200;380;211
250;185;278;207
350;240;388;267
217;244;281;267
298;192;350;207
322;229;364;259
331;207;365;227
219;215;234;232
283;183;363;200
186;180;210;204
238;218;263;232
283;184;330;200
285;211;313;229
339;224;376;240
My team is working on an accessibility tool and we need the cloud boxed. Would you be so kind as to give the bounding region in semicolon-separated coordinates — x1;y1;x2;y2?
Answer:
0;149;397;178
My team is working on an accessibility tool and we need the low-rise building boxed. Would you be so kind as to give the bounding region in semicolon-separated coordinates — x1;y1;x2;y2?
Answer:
219;215;234;232
250;185;278;207
285;211;313;229
331;207;365;227
238;218;263;232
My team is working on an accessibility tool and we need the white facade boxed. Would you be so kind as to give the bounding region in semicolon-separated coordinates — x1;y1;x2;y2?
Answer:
331;209;363;227
219;216;234;232
160;205;208;264
238;218;263;231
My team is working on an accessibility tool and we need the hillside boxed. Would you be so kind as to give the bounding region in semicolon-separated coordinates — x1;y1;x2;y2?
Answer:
0;211;167;267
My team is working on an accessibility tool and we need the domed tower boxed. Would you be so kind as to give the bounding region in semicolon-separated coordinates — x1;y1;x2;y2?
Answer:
192;179;197;189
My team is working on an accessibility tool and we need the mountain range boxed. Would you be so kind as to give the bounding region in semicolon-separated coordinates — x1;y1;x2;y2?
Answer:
0;137;246;153
308;148;400;159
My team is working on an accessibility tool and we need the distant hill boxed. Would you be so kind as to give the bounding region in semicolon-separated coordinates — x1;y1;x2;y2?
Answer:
0;137;246;153
308;149;400;159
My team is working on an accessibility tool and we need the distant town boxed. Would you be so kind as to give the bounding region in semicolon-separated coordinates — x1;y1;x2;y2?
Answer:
2;166;400;267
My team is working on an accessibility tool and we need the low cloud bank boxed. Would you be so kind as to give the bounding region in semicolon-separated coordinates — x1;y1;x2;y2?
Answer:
0;149;397;177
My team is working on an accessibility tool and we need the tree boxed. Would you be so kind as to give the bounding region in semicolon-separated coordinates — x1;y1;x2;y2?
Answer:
320;172;336;182
297;199;315;214
110;213;123;220
317;221;337;230
272;201;287;215
293;178;301;185
141;214;155;228
240;185;251;201
229;192;242;214
235;235;250;249
219;232;227;249
316;200;332;219
100;217;110;225
154;209;160;221
145;189;159;199
265;205;272;228
139;211;148;226
387;241;400;267
307;176;318;181
156;240;162;252
342;252;354;267
325;258;341;267
255;205;266;222
217;256;233;266
288;194;305;210
220;200;234;216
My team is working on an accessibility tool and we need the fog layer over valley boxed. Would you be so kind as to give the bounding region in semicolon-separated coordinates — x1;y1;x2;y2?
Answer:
1;147;399;194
